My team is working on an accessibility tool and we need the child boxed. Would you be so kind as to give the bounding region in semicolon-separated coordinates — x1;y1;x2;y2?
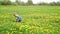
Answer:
14;13;22;22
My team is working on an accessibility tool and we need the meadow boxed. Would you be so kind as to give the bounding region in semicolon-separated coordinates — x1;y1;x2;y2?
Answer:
0;6;60;34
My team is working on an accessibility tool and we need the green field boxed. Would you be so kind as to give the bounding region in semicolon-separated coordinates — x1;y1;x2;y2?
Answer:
0;6;60;34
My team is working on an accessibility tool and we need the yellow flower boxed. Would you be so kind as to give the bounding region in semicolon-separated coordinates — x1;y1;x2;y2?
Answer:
19;25;25;30
11;28;16;30
8;32;10;34
1;15;4;17
19;32;23;34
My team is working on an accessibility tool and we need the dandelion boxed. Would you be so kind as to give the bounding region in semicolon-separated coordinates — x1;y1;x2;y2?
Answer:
0;24;2;26
11;31;14;34
19;32;23;34
19;25;25;30
1;15;4;17
11;28;16;30
24;25;28;28
8;32;10;34
3;16;7;18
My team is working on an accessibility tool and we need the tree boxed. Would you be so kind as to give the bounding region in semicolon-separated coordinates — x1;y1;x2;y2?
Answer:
56;2;60;6
0;1;3;5
49;2;60;6
39;2;48;5
1;0;12;5
16;0;21;5
20;2;25;6
26;0;33;5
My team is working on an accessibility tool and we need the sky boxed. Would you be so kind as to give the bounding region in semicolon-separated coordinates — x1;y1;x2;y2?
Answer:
10;0;59;4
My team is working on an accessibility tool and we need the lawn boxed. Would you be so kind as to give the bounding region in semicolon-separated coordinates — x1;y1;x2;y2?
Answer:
0;6;60;34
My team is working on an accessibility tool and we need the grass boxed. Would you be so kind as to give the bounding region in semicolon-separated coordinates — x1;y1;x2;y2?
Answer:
0;6;60;34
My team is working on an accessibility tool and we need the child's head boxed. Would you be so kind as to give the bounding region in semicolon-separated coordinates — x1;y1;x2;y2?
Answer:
14;13;19;17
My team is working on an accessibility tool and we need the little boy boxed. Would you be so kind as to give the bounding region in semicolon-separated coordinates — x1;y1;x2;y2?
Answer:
14;13;22;22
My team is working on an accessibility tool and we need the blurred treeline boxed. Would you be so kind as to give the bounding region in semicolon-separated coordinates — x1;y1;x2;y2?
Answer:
0;0;60;6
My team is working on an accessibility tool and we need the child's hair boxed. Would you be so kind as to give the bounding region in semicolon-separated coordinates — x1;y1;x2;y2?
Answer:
14;13;19;17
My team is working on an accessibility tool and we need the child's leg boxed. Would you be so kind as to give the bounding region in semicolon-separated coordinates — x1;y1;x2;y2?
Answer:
19;20;21;22
16;19;21;22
